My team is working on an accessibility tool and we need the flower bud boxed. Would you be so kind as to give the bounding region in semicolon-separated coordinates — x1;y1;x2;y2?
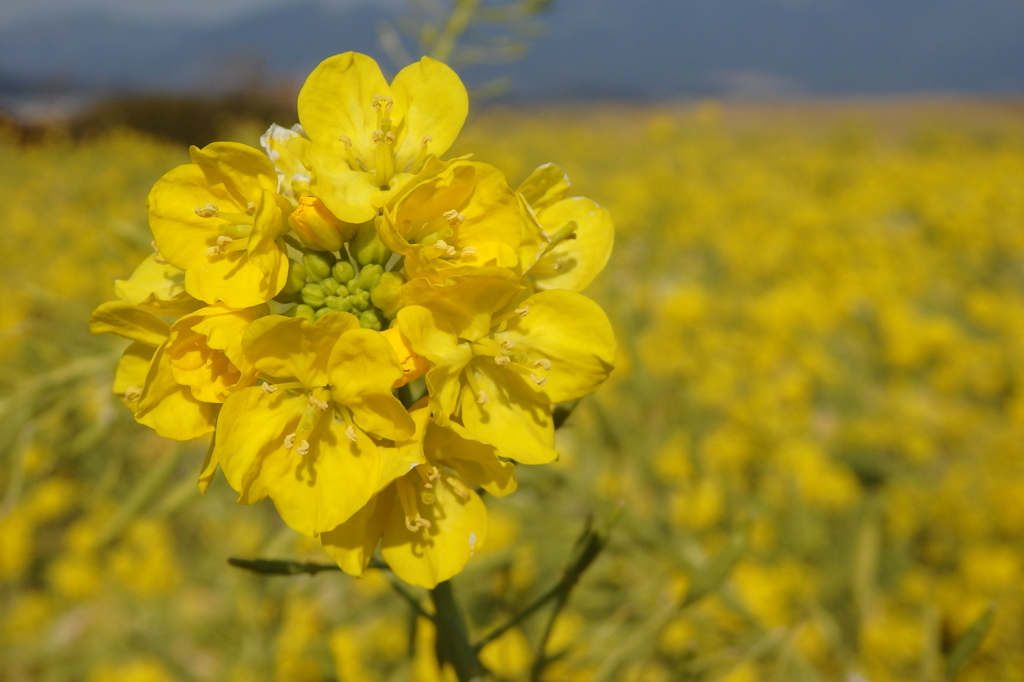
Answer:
302;251;336;282
281;259;307;294
314;307;335;321
346;278;363;294
358;264;384;291
358;309;384;331
301;282;326;308
288;196;356;252
320;277;342;295
370;271;406;319
326;296;353;312
291;304;316;323
381;326;429;387
351;219;392;267
332;261;356;284
350;290;371;312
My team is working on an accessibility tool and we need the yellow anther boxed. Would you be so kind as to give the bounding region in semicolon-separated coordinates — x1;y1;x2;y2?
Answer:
372;129;385;145
372;95;393;113
283;433;297;449
385;131;396;144
433;239;457;257
205;246;221;258
530;372;548;386
495;355;511;367
124;386;142;401
420;134;433;148
345;424;358;442
296;440;310;456
427;466;440;481
442;209;466;226
477;391;489;405
552;258;562;270
404;516;431;533
216;235;233;246
420;491;436;505
515;305;530;317
533;358;552;370
308;395;328;412
500;339;514;350
245;201;257;214
195;203;219;218
261;382;277;394
338;134;352;147
461;246;477;257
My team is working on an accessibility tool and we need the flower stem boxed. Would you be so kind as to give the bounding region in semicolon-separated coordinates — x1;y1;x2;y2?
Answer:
430;580;484;682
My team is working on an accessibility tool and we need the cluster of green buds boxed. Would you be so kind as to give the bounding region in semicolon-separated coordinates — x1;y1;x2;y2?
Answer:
276;229;406;331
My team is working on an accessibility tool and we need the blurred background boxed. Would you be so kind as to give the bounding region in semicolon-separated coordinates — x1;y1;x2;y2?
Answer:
3;1;1024;681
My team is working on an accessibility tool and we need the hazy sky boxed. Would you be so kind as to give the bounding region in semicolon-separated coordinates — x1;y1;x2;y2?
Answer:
0;0;383;27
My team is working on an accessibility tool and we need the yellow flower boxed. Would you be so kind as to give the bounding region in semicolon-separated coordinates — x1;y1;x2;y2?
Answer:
321;401;515;587
260;122;310;200
397;271;616;464
166;303;268;402
518;163;614;292
381;325;429;388
89;301;218;439
378;157;524;281
148;142;291;308
290;52;469;223
212;312;414;535
288;195;356;252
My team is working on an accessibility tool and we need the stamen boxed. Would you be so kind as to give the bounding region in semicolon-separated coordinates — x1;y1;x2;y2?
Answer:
515;305;530;317
477;391;489;405
450;479;472;499
442;209;466;226
533;358;552;370
461;246;477;257
296;440;310;456
261;383;277;394
194;203;219;218
124;386;142;401
385;131;396;145
530;373;548;386
433;240;457;257
205;246;221;258
372;130;385;146
500;339;514;350
283;433;297;449
216;235;233;246
245;202;256;215
308;395;329;412
338;135;352;148
372;95;393;113
552;258;562;270
420;134;433;148
495;355;511;367
345;424;358;442
151;241;168;264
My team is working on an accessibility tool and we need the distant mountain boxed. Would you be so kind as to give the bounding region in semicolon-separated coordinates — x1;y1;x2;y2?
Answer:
1;0;1023;103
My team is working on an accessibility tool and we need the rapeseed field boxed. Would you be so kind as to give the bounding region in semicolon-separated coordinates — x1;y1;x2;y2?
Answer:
2;101;1024;681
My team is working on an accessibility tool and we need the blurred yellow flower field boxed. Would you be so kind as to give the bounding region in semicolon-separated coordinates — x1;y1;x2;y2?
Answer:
3;100;1024;681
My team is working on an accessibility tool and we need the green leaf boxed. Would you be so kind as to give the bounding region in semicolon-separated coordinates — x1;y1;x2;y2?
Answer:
946;604;995;681
682;531;746;607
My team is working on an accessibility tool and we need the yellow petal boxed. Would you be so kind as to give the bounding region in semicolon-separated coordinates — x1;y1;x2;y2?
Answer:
320;490;392;576
400;268;523;341
114;254;203;317
395;306;472;424
114;341;155;412
517;163;570;210
382;471;487;588
198;435;218;495
215;387;381;535
390;57;469;172
135;343;219;440
426;421;517;498
531;197;614;292
243;312;360;387
496;289;616;404
310;165;383;224
183;248;281;309
297;52;399;173
189;141;278;200
148;163;237;270
89;301;169;347
459;360;558;465
328;328;414;441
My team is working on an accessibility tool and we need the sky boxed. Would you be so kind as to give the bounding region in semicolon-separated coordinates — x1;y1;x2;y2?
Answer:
0;0;381;27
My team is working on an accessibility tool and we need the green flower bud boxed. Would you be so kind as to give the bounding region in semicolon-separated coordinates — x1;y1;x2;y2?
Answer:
350;290;371;312
358;309;384;331
358;264;384;291
292;304;316;323
314;307;335;321
282;259;307;294
321;277;341;295
302;250;337;282
351;219;392;267
370;271;406;319
301;282;326;308
332;260;356;284
323;295;340;309
328;296;353;312
346;278;363;294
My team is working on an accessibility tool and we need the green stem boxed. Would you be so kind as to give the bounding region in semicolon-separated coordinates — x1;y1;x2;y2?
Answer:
430;580;484;682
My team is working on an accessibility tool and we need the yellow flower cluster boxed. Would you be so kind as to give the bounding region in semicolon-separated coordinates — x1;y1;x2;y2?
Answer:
88;53;616;588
